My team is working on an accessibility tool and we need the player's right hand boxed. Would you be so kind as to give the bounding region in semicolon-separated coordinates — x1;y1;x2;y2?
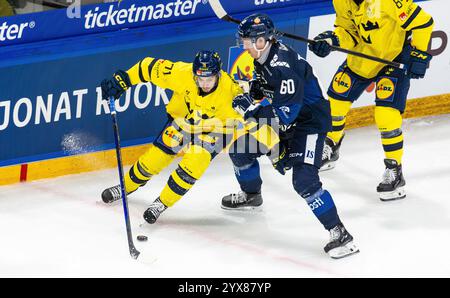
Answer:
232;93;261;120
407;48;432;79
308;31;339;58
100;70;132;100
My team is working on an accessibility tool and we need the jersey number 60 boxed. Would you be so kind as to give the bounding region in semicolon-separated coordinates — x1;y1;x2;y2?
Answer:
280;79;296;95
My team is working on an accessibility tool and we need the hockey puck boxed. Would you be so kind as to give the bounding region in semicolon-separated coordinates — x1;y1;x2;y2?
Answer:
137;235;148;242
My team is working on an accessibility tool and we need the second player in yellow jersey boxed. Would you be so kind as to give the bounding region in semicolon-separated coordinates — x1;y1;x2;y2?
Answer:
309;0;434;201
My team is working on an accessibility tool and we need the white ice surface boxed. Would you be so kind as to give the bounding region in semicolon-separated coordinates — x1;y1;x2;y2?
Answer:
1;115;450;278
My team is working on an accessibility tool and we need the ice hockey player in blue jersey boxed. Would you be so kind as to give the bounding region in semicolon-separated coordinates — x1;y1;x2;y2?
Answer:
221;13;359;258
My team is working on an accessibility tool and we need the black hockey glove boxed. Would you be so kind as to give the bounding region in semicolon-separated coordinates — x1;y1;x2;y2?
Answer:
308;31;340;58
268;143;292;175
100;70;132;100
407;48;432;79
249;79;265;100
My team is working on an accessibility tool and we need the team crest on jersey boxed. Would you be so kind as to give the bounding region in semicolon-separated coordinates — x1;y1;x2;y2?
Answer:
162;126;183;148
227;45;255;82
332;72;352;96
376;77;396;101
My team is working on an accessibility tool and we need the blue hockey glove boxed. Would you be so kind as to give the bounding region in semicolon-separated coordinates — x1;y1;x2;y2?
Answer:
232;93;261;120
308;31;340;58
268;143;292;175
407;48;432;79
100;70;132;100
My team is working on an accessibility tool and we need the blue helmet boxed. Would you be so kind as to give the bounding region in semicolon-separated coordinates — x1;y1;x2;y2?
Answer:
238;13;276;42
193;50;222;77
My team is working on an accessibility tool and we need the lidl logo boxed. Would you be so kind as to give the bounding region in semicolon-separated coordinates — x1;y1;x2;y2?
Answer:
332;72;352;95
228;45;255;82
376;78;395;100
162;126;183;148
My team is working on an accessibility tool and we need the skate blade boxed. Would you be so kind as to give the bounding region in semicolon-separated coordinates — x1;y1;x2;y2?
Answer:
379;186;406;201
319;161;336;172
328;241;360;259
97;199;121;206
96;200;121;206
221;205;263;212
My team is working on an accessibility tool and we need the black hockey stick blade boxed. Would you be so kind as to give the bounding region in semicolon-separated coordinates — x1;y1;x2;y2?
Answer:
130;245;140;259
207;0;405;69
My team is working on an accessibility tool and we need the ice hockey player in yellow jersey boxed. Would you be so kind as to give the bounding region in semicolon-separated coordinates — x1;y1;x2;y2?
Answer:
99;50;279;224
309;0;434;201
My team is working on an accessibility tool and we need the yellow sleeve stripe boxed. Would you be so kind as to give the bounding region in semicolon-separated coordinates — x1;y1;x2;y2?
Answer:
127;57;154;85
401;6;422;30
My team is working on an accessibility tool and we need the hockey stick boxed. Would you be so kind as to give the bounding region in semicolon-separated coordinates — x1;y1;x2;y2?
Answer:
108;97;140;260
208;0;405;69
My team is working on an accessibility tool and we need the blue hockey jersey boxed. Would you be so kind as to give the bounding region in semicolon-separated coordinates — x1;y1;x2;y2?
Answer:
253;42;332;136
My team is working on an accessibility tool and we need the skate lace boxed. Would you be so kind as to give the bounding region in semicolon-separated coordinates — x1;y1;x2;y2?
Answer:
381;168;397;184
111;185;122;201
329;226;341;242
322;143;332;161
231;191;247;204
149;200;166;215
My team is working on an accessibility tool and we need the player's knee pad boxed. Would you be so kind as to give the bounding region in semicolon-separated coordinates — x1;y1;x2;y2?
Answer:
330;97;352;118
328;97;352;142
374;106;402;132
292;164;322;198
125;146;174;193
139;145;176;176
178;145;212;180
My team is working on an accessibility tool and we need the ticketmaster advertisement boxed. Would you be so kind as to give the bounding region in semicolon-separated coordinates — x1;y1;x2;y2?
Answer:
0;0;304;46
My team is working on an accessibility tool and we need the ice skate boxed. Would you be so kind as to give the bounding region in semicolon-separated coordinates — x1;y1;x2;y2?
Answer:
377;159;406;201
101;185;122;204
221;191;263;211
143;197;168;224
324;223;359;259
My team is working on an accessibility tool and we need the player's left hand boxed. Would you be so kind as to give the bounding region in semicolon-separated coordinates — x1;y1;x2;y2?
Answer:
407;48;432;79
232;93;261;120
269;143;292;175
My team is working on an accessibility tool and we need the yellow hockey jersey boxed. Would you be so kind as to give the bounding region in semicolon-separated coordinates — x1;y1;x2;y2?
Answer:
333;0;434;78
126;57;243;134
